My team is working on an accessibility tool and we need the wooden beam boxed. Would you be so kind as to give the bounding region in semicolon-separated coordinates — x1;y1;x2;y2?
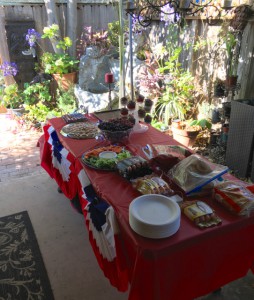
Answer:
0;0;118;5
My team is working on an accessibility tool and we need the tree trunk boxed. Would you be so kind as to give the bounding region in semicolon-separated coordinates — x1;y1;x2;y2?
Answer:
44;0;62;54
67;0;77;58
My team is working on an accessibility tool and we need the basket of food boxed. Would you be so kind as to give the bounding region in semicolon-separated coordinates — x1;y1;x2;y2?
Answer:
98;117;134;144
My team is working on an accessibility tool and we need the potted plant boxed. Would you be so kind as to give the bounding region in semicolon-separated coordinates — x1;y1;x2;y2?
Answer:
41;25;79;90
170;121;201;148
156;47;196;124
224;30;239;87
77;26;112;59
26;25;79;90
170;118;212;148
188;118;212;130
214;78;225;97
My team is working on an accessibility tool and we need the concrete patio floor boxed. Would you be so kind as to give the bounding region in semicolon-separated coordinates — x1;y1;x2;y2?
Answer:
0;112;254;300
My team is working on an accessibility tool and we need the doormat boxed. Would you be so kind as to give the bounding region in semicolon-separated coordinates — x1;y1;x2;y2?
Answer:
0;211;54;299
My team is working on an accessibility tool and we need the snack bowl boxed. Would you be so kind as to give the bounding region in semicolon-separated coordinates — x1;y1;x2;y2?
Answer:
99;128;133;144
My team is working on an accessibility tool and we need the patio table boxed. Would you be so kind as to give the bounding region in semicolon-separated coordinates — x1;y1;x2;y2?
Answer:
38;116;254;300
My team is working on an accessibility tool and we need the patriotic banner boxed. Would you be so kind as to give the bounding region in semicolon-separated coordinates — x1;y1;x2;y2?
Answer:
76;163;128;291
41;124;78;199
41;124;129;291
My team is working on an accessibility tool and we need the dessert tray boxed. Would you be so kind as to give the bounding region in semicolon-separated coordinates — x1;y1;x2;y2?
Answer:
81;145;132;171
60;122;98;139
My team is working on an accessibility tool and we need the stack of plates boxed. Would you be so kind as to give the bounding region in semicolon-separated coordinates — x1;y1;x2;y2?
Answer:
129;194;181;239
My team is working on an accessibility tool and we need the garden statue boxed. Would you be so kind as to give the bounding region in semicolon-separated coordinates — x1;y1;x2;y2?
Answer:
78;46;111;93
75;47;118;112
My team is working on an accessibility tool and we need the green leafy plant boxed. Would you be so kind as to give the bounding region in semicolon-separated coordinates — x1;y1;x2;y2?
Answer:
22;82;77;125
107;21;121;48
219;22;239;77
156;47;195;123
151;120;169;131
56;86;77;113
23;81;52;107
40;52;79;75
185;102;213;130
188;118;212;130
24;102;61;123
224;31;238;77
1;83;24;109
28;24;79;75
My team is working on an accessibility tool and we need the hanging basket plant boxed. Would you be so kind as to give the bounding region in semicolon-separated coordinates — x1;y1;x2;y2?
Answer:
230;5;253;32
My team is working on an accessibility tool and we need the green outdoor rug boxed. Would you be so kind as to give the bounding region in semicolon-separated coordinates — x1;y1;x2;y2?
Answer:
0;211;54;300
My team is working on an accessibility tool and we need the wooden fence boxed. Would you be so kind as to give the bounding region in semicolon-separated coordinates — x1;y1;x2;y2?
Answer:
0;2;254;100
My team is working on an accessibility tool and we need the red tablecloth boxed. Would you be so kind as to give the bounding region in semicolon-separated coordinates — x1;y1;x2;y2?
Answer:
39;116;254;300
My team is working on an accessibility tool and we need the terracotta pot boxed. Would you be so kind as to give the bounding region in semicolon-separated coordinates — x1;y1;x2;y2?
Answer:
171;119;181;129
53;72;77;91
0;105;7;113
171;126;200;148
222;125;229;133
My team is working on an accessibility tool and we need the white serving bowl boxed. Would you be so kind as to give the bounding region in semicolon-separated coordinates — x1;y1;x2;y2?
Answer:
99;151;117;159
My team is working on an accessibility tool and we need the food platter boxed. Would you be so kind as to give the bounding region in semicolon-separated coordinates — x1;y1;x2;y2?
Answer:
81;145;132;171
60;122;98;139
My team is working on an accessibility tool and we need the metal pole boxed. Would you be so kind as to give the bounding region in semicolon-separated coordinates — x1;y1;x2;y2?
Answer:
128;5;134;101
119;0;125;99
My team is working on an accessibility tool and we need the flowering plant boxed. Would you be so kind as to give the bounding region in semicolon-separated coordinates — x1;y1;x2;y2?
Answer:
131;14;147;34
138;66;165;99
0;62;18;77
77;26;111;58
160;4;180;25
26;24;79;75
26;29;41;47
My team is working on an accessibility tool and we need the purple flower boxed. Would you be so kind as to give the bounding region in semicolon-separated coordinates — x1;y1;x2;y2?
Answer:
131;14;147;34
26;28;41;47
160;4;180;25
0;62;18;76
